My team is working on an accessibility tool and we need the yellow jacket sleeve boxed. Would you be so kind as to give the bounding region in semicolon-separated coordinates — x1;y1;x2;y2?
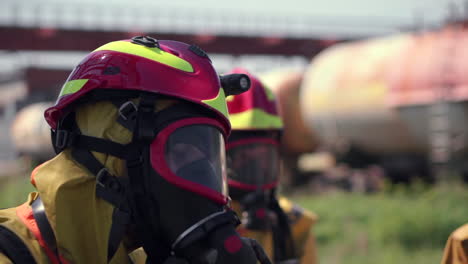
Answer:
128;248;147;264
0;253;13;264
300;232;318;264
441;224;468;264
279;197;319;264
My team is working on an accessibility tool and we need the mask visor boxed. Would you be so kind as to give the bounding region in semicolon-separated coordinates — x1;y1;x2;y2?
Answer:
151;117;228;204
227;138;280;191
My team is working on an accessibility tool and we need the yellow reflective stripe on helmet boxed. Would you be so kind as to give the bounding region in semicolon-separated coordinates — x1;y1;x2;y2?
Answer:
202;88;229;119
230;108;283;130
94;41;194;73
59;79;88;97
264;85;276;101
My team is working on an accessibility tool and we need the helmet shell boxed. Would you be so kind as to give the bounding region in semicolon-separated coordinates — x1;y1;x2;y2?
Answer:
45;39;230;132
226;68;283;131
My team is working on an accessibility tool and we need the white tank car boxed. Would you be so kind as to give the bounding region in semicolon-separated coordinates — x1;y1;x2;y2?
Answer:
10;102;55;161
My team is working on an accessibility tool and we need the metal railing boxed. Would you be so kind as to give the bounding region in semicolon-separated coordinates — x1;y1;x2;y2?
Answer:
0;2;403;38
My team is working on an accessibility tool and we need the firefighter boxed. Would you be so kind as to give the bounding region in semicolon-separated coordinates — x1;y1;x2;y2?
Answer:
0;36;271;264
441;224;468;264
225;68;319;264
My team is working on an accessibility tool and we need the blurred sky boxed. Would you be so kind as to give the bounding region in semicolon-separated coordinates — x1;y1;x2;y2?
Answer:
9;0;466;25
108;0;463;22
10;0;463;17
2;0;467;36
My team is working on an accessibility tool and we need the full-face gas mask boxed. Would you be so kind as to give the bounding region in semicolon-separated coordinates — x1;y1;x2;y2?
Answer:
227;131;281;230
226;131;296;263
123;100;263;264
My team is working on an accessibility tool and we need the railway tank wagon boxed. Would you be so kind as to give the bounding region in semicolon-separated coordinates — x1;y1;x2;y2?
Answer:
10;102;55;163
262;24;468;183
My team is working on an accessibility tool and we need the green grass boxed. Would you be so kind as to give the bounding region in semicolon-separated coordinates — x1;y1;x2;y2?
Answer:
293;183;468;264
0;175;35;208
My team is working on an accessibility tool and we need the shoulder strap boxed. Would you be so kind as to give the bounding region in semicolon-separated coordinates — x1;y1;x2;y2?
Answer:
0;225;37;264
31;197;61;261
269;195;297;262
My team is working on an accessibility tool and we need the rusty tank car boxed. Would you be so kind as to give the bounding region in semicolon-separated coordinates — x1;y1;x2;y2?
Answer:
261;24;468;183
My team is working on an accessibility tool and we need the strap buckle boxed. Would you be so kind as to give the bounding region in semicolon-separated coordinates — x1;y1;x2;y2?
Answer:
136;99;157;141
96;168;110;188
96;168;121;192
118;101;138;121
55;130;72;150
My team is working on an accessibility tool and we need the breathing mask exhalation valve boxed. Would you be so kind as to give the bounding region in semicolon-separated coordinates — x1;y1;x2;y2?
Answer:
241;191;274;231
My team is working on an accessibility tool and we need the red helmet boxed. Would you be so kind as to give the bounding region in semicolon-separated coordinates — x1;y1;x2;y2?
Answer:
226;68;283;131
45;36;230;132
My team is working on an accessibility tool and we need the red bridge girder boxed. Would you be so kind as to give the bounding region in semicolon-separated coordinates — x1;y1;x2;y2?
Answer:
0;26;344;56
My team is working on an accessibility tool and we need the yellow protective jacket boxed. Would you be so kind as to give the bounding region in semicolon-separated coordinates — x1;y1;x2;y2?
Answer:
232;197;318;264
0;101;142;263
441;223;468;264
